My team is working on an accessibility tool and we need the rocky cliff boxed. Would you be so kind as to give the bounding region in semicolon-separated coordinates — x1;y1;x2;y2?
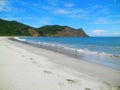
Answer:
55;26;89;37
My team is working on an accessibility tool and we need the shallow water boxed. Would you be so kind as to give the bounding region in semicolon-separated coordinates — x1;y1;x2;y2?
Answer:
18;37;120;70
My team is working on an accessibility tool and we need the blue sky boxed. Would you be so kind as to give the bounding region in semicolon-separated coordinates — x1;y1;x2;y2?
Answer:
0;0;120;36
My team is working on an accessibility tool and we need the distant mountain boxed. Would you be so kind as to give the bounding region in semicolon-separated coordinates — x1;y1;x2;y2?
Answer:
0;19;40;36
37;25;89;37
37;25;65;36
0;19;89;37
55;26;89;37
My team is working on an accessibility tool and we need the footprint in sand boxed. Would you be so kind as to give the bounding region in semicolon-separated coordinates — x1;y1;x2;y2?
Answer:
66;79;80;84
43;70;53;74
32;61;38;64
85;88;91;90
104;81;111;85
29;58;34;60
29;58;41;67
21;55;25;57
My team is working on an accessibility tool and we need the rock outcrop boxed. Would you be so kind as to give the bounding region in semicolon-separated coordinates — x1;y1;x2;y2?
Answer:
55;26;89;37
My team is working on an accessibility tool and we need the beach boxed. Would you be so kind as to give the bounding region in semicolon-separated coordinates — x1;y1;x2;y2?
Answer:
0;37;120;90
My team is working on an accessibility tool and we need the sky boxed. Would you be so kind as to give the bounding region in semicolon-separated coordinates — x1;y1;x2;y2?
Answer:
0;0;120;36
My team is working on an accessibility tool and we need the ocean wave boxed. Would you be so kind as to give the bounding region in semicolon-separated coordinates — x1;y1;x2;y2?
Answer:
24;40;120;58
14;37;26;41
13;38;120;58
13;37;120;70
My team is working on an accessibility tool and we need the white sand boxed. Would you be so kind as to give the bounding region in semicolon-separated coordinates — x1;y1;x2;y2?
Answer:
0;37;120;90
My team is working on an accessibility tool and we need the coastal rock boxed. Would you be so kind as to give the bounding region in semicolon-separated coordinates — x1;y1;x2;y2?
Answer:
56;26;89;37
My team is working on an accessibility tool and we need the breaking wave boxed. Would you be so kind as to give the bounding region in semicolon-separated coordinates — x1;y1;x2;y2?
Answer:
15;37;120;58
13;37;120;70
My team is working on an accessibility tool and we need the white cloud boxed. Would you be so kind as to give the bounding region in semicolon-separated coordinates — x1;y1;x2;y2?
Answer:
41;0;89;19
64;3;74;8
46;0;59;6
90;5;103;9
93;30;106;35
38;17;51;25
0;0;9;11
101;8;109;15
113;32;120;35
2;16;44;21
89;4;110;17
53;8;89;19
3;17;22;20
55;8;88;14
54;9;71;14
93;18;120;24
41;3;89;19
94;18;109;24
41;6;52;10
0;0;16;12
68;14;82;18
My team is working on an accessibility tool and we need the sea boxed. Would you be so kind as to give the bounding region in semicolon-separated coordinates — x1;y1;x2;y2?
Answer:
16;37;120;70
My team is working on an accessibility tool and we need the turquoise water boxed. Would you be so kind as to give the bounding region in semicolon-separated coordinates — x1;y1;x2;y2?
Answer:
19;37;120;70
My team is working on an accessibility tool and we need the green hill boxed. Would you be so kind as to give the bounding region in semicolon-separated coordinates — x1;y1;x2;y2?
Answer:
0;19;89;37
37;25;65;36
0;19;39;36
37;25;89;37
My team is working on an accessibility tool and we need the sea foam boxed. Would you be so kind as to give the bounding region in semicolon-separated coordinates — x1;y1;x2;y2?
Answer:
13;37;120;70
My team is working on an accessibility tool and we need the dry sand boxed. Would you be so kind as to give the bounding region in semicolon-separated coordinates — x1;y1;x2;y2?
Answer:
0;37;120;90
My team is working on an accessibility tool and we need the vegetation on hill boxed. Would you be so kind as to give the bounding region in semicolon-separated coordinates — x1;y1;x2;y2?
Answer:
37;25;89;37
0;19;89;37
37;25;65;36
0;19;39;36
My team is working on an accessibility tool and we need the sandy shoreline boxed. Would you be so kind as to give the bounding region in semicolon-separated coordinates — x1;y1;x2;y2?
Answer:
0;37;120;90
